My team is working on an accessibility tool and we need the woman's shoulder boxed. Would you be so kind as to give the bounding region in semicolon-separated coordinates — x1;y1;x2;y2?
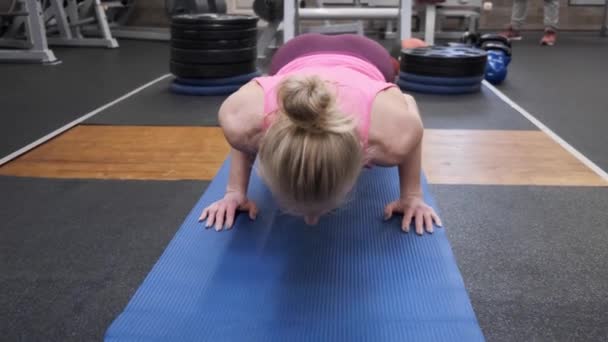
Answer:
367;88;423;165
219;81;266;152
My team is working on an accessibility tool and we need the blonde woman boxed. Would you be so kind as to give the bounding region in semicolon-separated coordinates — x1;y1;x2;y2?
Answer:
200;33;442;234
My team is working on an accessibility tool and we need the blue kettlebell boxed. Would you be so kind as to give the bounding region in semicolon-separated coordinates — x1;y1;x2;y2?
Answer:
485;50;508;85
482;41;512;85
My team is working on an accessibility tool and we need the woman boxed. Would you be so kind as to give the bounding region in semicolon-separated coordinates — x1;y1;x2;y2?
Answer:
199;33;442;234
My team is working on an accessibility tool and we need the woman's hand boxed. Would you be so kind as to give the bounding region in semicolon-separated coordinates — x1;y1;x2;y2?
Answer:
199;191;258;231
384;196;442;235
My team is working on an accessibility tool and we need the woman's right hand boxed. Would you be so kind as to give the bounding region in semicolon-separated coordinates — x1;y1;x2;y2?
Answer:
199;191;258;231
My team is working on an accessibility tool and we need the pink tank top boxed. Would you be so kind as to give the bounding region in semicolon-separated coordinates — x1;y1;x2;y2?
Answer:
253;53;397;147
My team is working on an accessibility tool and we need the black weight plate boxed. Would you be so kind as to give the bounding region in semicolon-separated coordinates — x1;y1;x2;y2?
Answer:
481;41;512;56
400;56;486;73
397;79;481;95
171;46;257;64
171;13;258;26
479;33;511;47
401;61;486;78
170;60;257;79
401;46;487;63
400;48;487;72
171;26;258;40
171;37;257;50
171;21;258;31
400;57;486;72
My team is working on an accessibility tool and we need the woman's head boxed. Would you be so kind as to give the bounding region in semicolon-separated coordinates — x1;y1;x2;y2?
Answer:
258;75;363;222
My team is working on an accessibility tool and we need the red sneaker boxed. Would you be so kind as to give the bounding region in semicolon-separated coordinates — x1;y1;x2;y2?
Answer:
541;29;557;46
499;26;523;41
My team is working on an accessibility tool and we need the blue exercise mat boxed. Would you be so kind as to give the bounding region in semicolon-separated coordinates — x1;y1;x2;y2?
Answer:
105;160;484;342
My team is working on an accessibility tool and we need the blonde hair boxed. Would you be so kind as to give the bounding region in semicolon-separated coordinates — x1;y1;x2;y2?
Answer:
258;75;363;216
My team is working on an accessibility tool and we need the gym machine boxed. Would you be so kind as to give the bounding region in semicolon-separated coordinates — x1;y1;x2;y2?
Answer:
284;0;481;45
0;0;118;63
92;0;228;41
0;0;57;62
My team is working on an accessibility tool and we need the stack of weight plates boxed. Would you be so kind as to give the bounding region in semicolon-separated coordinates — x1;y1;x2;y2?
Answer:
398;46;488;95
169;13;260;96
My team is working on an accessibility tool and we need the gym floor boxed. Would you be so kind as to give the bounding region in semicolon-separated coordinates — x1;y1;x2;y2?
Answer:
1;32;607;341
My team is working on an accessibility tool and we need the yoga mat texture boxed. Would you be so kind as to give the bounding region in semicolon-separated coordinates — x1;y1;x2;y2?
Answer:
105;161;484;341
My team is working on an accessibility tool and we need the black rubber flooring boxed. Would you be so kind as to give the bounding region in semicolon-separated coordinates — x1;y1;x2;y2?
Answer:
86;76;535;130
0;176;208;341
499;32;608;170
0;40;170;160
431;184;608;342
86;77;225;126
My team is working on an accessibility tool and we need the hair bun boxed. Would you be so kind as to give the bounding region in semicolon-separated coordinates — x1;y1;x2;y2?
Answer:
278;75;333;132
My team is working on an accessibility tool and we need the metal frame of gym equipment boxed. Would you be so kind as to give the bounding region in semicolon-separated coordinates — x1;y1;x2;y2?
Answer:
0;0;118;63
0;0;57;63
82;0;171;41
257;20;281;59
601;0;607;36
300;0;365;35
419;0;481;44
85;0;229;41
44;0;118;48
283;0;414;42
300;0;480;45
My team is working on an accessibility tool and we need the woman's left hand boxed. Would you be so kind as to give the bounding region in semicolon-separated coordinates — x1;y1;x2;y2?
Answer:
384;196;443;235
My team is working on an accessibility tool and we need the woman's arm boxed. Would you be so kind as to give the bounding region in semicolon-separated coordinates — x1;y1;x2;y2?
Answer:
369;89;442;234
398;137;422;199
219;80;265;195
199;82;264;230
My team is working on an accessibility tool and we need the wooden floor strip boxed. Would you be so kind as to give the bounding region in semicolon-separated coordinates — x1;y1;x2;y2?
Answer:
0;125;605;186
0;126;230;181
422;130;606;186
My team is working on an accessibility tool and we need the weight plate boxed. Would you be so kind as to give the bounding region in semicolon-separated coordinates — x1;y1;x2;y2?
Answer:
481;41;512;56
401;61;486;78
400;46;487;65
175;70;261;86
171;21;257;31
479;33;511;47
171;37;257;49
170;60;257;79
171;13;258;26
399;72;483;86
400;55;486;72
171;46;257;64
397;79;481;95
171;26;258;40
170;81;242;96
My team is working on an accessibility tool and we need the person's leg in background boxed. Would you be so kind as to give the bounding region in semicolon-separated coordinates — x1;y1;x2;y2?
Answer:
541;0;559;45
501;0;528;40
